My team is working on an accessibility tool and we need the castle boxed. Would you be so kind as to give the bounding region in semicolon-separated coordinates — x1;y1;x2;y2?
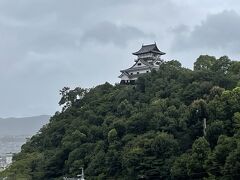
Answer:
119;43;165;84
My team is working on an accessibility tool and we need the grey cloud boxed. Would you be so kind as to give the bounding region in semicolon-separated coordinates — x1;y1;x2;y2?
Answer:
171;10;240;53
81;22;154;47
1;0;240;118
170;24;189;34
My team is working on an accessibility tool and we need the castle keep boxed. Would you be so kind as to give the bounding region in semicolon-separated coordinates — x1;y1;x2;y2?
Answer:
119;43;165;84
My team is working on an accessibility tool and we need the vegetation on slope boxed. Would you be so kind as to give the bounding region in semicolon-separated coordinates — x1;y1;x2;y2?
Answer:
2;55;240;179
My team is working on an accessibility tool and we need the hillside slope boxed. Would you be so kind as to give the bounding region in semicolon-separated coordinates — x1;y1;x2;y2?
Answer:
2;55;240;179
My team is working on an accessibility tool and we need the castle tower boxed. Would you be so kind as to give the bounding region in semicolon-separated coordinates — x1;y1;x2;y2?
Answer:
119;43;165;84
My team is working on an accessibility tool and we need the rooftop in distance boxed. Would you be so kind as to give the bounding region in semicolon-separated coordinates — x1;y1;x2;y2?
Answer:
132;43;166;55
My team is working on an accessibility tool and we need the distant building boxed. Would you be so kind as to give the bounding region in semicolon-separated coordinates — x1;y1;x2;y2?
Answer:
119;43;165;84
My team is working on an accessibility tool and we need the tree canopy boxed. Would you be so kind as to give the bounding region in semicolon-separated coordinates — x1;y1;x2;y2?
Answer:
2;55;240;179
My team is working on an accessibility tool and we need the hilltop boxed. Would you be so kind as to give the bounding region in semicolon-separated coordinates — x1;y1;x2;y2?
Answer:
2;55;240;179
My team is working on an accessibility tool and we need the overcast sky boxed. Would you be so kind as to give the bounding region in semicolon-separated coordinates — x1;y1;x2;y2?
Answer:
1;0;240;117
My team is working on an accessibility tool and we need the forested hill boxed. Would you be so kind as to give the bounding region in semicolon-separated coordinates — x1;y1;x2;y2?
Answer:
2;55;240;179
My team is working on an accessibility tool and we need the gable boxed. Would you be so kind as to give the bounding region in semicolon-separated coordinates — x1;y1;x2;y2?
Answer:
132;59;148;69
119;73;130;80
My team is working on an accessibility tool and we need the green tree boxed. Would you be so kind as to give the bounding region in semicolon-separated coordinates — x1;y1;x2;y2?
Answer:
194;55;216;71
223;145;240;179
187;137;210;179
171;154;189;179
206;120;225;147
205;135;237;178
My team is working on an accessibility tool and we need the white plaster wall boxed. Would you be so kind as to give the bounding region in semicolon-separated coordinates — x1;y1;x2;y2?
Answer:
129;68;151;75
121;74;130;81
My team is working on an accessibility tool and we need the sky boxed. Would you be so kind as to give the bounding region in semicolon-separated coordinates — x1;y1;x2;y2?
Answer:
1;0;240;117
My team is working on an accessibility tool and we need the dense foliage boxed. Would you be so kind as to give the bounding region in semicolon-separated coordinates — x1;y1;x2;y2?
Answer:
2;55;240;179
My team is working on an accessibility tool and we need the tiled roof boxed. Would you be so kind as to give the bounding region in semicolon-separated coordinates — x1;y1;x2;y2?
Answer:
132;43;165;55
119;72;145;79
120;59;154;72
120;66;151;73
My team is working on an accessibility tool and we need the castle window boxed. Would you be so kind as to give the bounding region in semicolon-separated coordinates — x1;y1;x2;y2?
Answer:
137;72;140;74
137;63;142;66
146;71;149;73
130;73;133;75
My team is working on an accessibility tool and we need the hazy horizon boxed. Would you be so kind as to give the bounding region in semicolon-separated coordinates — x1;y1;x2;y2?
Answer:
0;115;50;155
0;114;51;119
0;115;50;136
